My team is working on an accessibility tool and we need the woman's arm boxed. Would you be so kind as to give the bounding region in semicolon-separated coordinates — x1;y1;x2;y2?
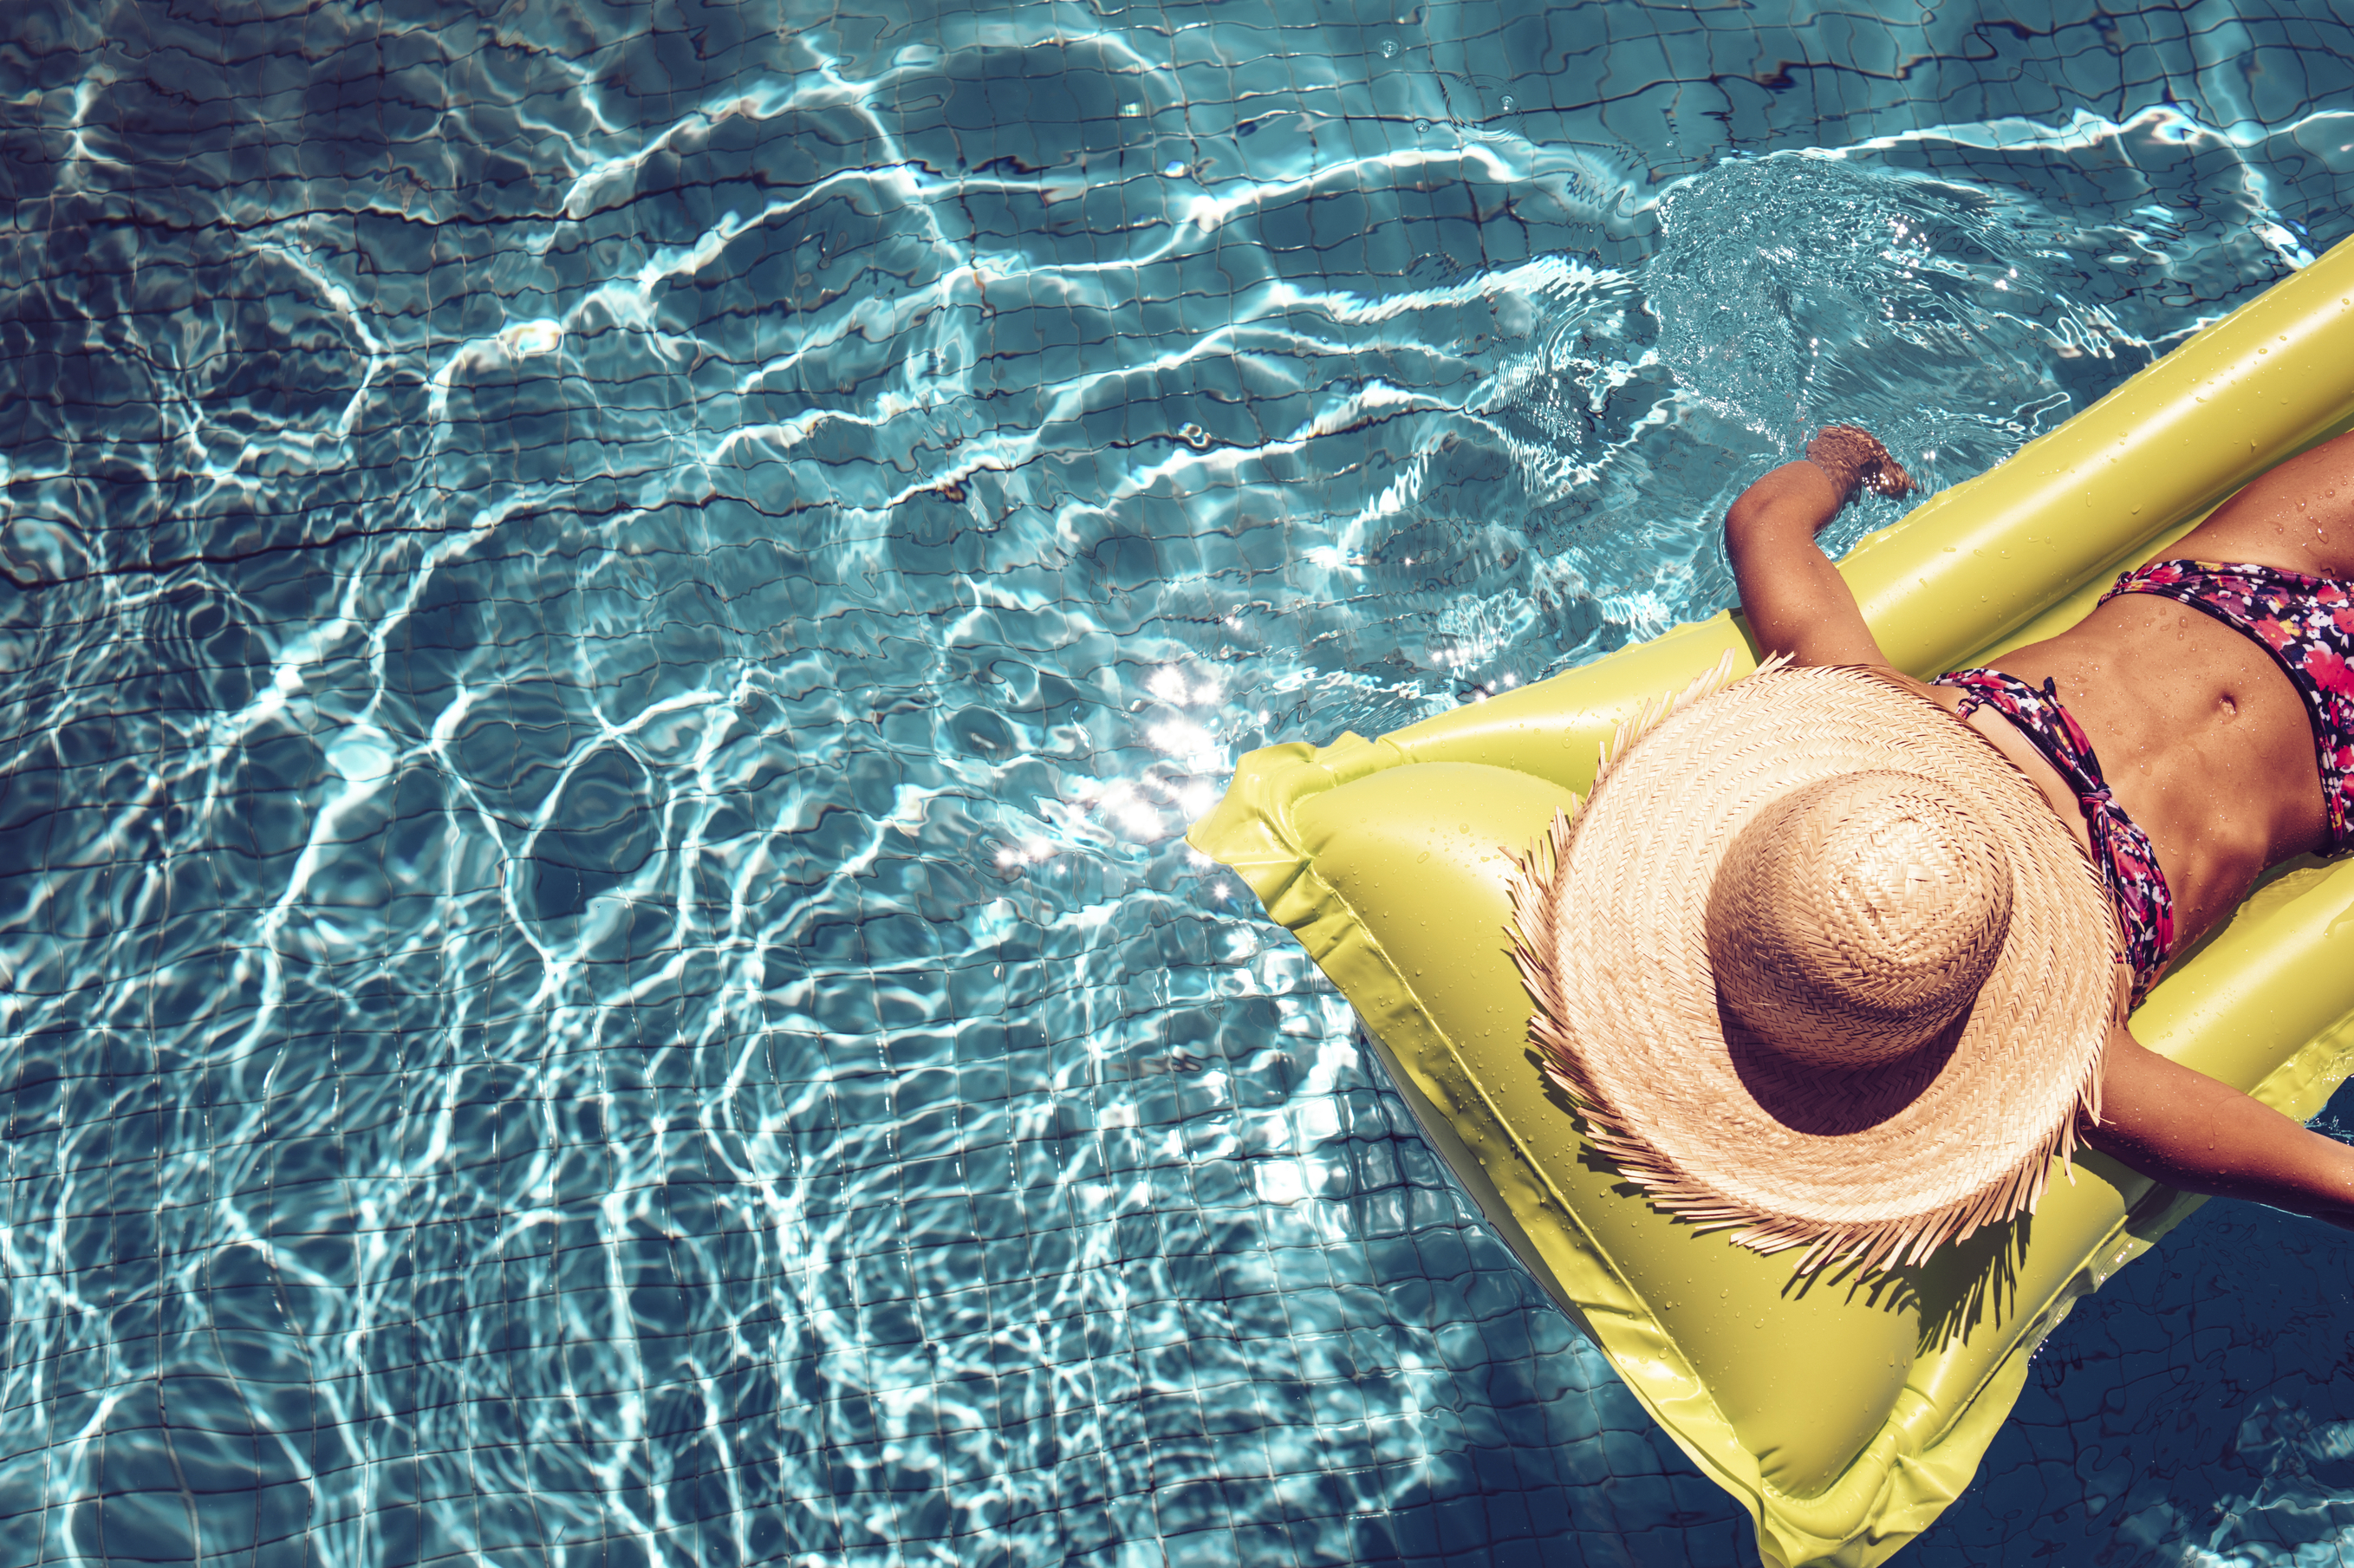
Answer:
1725;426;1915;667
2085;1025;2354;1230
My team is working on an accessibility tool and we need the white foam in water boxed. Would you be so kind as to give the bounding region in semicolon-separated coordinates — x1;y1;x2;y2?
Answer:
3;3;2354;1566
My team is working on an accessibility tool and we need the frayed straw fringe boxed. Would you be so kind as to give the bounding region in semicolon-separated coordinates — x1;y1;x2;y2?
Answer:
1505;658;2113;1278
1591;647;1763;793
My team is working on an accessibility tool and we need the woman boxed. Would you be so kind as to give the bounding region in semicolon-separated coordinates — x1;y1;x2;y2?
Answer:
1726;424;2354;1228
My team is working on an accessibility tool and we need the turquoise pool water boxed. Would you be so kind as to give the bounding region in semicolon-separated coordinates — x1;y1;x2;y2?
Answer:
6;1;2354;1564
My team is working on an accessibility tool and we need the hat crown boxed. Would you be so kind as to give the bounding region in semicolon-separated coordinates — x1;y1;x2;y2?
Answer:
1705;771;2013;1070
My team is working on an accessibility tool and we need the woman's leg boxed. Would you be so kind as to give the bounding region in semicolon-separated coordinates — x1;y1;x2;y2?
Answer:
2083;1027;2354;1229
2169;426;2354;579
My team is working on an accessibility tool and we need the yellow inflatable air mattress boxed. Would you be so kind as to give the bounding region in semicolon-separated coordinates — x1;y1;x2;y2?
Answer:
1188;237;2354;1566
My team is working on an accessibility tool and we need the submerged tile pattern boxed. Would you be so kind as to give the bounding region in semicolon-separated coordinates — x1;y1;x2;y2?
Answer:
4;1;2354;1565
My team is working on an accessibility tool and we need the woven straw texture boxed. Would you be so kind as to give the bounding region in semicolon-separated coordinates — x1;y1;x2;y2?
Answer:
1510;662;2122;1274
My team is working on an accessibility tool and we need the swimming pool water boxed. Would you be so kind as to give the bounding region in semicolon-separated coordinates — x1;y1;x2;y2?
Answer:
7;1;2354;1565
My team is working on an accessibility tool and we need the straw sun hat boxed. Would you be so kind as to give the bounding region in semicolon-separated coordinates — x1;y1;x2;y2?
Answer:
1509;656;2123;1274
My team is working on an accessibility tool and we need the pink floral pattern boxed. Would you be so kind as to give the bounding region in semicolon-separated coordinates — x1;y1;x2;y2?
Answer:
1935;667;2174;1005
2100;559;2354;855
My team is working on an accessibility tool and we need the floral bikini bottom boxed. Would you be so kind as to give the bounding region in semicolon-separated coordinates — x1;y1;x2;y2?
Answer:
1934;558;2354;1005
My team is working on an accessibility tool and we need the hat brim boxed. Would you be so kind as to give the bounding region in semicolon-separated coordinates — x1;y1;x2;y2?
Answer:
1510;661;2121;1274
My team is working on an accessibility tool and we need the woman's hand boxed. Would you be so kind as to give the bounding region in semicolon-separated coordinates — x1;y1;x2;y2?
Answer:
1805;425;1917;504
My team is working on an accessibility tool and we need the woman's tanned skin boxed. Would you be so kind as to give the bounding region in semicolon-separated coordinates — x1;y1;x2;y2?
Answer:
1726;425;2354;1229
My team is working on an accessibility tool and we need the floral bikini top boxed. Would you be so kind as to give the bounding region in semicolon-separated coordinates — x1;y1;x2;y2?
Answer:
1930;667;2171;1006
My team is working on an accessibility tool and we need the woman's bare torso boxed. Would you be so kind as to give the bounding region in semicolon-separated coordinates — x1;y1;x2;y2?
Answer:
1914;434;2354;954
1919;603;2321;949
